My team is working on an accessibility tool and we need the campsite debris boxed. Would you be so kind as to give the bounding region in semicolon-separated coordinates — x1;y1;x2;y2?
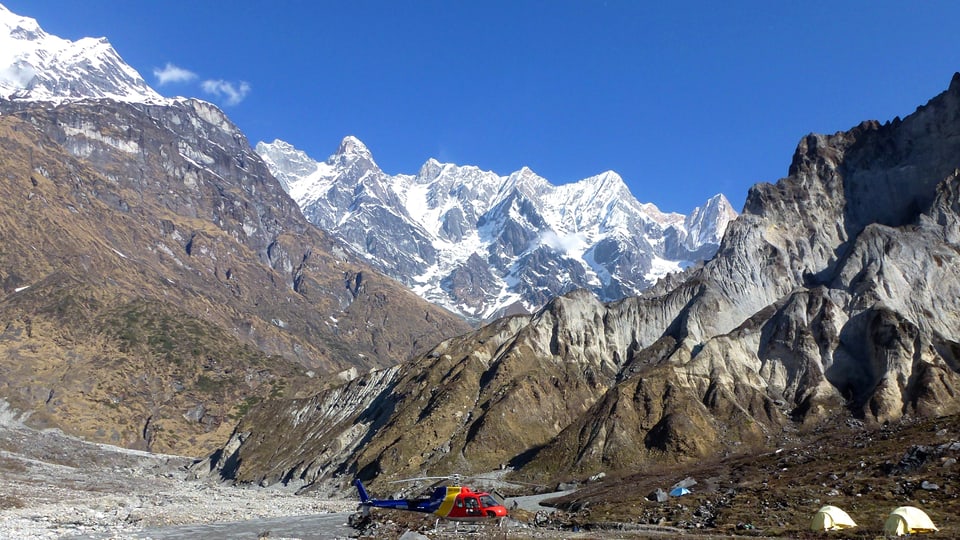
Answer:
647;489;668;503
671;477;698;490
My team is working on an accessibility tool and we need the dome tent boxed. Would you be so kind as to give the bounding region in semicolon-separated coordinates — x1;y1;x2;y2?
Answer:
883;506;938;536
809;505;857;531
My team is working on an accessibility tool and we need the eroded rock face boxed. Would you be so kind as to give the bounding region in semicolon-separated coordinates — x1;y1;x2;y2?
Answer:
209;75;960;489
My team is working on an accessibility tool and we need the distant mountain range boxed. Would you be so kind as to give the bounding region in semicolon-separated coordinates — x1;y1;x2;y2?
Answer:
0;0;740;324
258;138;737;321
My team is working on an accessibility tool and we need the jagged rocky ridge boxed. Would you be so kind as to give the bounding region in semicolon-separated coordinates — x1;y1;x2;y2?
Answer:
206;75;960;490
257;138;737;322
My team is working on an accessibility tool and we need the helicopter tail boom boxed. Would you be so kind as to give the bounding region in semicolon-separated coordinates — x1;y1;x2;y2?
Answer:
354;479;370;503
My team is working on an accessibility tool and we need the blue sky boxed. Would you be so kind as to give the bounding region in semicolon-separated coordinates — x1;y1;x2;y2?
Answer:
5;1;960;214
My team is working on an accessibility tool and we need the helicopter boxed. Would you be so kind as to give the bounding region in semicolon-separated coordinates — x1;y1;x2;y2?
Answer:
350;475;509;527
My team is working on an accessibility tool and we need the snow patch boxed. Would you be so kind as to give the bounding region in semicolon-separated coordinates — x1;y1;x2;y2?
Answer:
646;256;684;282
540;230;588;257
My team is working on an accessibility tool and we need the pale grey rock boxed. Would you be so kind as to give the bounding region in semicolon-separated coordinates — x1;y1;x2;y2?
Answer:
204;366;402;487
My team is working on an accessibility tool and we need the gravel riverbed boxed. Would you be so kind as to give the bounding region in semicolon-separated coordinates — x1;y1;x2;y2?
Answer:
0;402;354;539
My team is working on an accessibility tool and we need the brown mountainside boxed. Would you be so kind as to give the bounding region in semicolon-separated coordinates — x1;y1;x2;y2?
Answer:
0;98;470;456
207;75;960;492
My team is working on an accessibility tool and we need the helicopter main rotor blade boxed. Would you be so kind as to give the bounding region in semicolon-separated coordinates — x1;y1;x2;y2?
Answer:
386;476;456;484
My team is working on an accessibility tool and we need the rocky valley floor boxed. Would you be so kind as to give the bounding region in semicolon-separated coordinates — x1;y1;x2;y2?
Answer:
1;398;959;539
0;411;353;538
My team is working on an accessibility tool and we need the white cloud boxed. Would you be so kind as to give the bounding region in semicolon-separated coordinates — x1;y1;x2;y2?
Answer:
201;79;250;106
153;63;197;85
0;64;35;88
151;62;251;106
540;230;588;255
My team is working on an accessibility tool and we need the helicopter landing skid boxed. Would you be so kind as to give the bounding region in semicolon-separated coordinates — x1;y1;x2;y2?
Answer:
434;519;481;534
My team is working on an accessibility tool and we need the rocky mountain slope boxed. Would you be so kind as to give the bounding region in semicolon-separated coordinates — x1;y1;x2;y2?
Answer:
0;5;470;457
208;75;960;491
258;138;737;321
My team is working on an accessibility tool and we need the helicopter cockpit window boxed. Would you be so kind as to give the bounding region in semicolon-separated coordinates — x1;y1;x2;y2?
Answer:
465;497;479;513
479;495;498;507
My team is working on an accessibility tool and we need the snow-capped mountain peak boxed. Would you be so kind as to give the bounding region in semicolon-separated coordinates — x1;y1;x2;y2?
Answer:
258;138;739;321
583;170;626;190
330;135;378;171
255;139;321;192
336;135;373;160
685;193;737;246
0;3;164;103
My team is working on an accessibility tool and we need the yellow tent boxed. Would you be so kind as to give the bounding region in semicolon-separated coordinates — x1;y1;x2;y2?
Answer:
810;505;857;531
883;506;938;536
